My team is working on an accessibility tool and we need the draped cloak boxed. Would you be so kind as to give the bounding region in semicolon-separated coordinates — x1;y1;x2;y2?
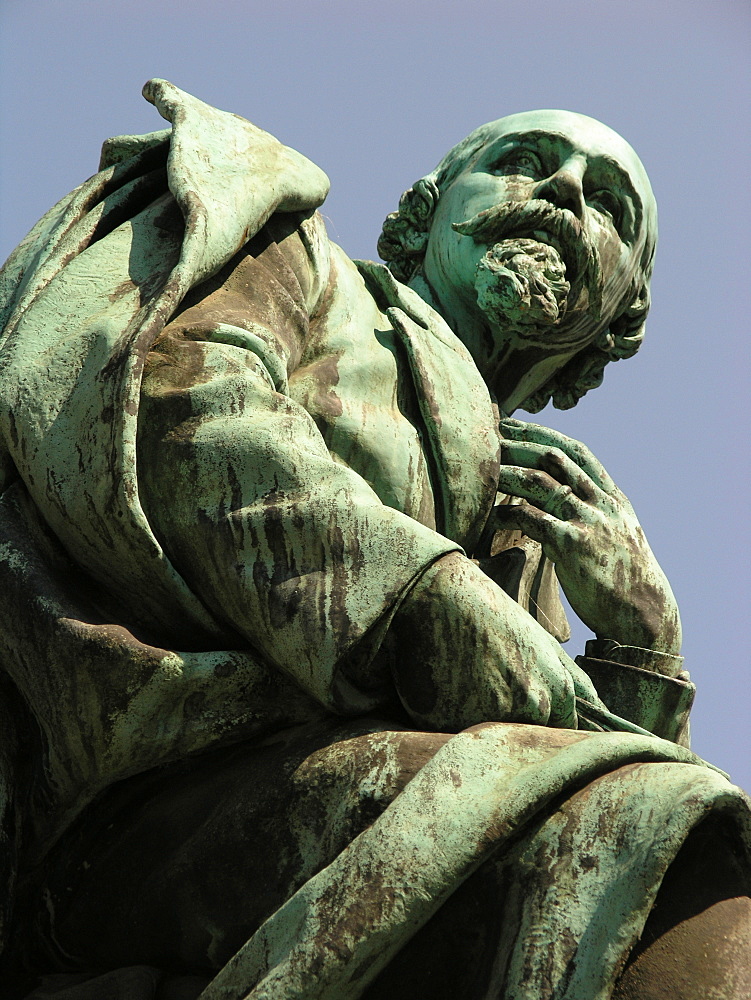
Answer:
0;81;748;999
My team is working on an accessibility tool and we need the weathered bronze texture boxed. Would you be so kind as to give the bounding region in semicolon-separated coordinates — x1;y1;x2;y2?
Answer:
0;81;748;999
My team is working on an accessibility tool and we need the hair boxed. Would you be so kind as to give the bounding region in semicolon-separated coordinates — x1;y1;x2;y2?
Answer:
377;126;657;412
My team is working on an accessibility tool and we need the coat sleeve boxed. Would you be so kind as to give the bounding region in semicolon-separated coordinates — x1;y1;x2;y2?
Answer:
137;222;459;715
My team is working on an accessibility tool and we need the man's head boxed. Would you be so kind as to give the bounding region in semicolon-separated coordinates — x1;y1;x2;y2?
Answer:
378;111;657;412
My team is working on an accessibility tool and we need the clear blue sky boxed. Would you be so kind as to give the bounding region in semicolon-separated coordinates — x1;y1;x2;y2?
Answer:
1;0;749;788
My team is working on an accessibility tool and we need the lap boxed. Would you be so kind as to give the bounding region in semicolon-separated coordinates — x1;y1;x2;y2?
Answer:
25;719;451;973
15;721;751;1000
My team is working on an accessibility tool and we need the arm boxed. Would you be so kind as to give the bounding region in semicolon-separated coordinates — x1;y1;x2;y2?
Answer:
139;309;602;732
385;551;604;731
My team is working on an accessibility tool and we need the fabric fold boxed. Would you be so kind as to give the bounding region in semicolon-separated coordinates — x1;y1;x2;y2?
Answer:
197;724;750;1000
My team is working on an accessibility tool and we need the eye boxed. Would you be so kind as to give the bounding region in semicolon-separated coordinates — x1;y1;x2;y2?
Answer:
488;149;543;179
588;189;623;231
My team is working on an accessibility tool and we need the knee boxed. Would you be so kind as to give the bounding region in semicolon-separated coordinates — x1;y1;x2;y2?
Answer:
287;729;452;878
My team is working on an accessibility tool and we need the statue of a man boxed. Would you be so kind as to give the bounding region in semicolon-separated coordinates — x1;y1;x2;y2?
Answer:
0;81;748;1000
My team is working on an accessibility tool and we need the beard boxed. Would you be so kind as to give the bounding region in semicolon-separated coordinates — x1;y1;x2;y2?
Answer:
452;200;604;344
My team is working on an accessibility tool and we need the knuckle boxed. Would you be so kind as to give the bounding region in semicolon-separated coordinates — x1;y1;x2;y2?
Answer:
566;438;588;459
532;470;554;491
544;448;568;476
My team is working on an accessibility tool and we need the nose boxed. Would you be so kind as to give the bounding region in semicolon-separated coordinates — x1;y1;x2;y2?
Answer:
534;167;586;220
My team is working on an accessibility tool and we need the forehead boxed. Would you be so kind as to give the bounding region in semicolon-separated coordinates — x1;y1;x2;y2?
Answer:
489;111;636;156
474;110;653;198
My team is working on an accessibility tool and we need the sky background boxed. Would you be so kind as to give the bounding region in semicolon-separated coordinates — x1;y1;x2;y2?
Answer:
1;0;749;789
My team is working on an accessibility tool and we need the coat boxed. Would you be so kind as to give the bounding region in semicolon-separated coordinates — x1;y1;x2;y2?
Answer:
0;81;747;1000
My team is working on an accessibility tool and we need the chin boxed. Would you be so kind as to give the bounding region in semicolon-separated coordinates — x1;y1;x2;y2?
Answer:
473;241;565;339
476;274;602;355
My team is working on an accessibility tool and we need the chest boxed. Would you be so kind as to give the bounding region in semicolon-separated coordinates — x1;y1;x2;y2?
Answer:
290;251;501;551
289;273;439;533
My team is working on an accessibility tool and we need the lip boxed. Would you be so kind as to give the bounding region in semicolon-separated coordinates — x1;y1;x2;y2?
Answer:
453;201;596;310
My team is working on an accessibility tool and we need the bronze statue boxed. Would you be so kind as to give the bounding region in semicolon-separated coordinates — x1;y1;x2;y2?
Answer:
0;81;748;999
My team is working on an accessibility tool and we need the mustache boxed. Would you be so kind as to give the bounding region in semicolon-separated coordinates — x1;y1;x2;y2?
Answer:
452;200;603;319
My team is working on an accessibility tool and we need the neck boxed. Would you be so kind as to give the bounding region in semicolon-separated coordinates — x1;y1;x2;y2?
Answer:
408;268;581;413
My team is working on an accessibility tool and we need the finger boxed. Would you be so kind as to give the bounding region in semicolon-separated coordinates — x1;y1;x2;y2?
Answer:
493;501;576;549
497;466;587;521
501;439;606;506
500;417;616;494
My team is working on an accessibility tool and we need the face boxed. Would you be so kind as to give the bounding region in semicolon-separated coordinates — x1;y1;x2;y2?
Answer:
421;111;656;391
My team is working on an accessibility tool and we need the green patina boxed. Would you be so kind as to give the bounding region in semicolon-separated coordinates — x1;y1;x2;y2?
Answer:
0;81;748;999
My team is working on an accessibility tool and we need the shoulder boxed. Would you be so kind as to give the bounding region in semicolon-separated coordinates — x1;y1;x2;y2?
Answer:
264;210;332;316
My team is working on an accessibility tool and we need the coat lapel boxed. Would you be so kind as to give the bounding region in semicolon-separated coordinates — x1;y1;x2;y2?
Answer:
356;261;500;551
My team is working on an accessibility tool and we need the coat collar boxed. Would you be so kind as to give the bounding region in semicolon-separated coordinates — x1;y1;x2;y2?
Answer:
356;260;501;551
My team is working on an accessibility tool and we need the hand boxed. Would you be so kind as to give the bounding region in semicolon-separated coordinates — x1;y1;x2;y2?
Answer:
495;418;682;654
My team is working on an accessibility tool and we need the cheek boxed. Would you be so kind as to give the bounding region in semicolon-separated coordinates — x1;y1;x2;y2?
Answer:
600;240;624;279
593;220;627;277
501;177;537;202
462;175;532;217
599;240;640;312
426;221;478;292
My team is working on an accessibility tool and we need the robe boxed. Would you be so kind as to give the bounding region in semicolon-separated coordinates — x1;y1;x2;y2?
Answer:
0;81;748;1000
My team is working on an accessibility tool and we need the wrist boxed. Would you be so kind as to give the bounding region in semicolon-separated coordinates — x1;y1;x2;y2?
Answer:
585;638;684;679
599;584;682;657
577;640;694;745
